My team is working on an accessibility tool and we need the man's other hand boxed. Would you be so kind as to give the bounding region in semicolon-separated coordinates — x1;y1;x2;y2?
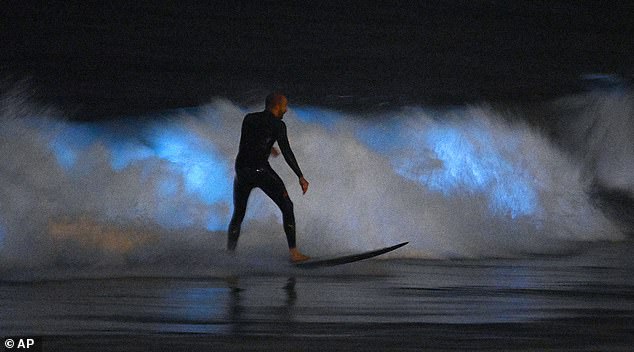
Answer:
299;177;309;194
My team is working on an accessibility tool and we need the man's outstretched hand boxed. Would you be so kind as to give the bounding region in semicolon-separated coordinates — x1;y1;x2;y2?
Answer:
299;176;309;194
270;147;280;157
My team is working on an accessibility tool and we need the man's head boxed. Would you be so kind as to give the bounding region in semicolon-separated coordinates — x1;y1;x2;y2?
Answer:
265;92;288;119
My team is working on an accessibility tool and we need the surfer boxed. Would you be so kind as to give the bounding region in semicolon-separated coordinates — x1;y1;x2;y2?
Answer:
227;92;311;263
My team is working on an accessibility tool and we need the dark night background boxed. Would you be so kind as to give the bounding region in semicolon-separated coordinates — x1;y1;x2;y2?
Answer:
2;1;633;119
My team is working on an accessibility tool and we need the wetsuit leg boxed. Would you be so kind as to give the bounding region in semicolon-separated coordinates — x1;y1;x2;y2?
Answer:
227;172;254;251
256;168;297;249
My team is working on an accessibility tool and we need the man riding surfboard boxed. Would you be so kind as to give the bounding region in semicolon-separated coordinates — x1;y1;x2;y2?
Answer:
227;92;310;263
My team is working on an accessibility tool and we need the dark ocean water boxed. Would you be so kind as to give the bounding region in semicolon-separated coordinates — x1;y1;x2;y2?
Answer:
2;240;634;351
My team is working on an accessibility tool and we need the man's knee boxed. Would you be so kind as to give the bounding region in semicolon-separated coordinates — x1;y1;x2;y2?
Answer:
230;210;246;226
284;194;293;207
281;193;293;213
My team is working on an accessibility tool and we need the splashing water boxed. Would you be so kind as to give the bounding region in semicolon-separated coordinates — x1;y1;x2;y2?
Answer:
0;93;625;274
357;109;539;219
552;90;634;194
42;117;234;231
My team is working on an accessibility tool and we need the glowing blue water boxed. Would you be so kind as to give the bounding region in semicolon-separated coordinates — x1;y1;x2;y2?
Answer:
358;118;539;218
0;97;624;268
293;107;341;131
285;107;538;219
108;140;155;171
47;119;232;231
145;123;232;231
145;124;231;206
166;287;227;322
50;124;101;169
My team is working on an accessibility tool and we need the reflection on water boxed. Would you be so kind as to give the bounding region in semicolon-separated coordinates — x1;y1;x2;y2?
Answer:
0;275;305;336
225;276;298;336
1;241;634;350
1;264;634;335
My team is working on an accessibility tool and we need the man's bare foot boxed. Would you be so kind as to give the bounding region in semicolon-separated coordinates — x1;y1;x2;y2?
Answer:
289;248;310;263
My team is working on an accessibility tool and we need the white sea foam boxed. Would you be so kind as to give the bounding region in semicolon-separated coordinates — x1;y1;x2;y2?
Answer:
551;90;634;194
0;90;627;277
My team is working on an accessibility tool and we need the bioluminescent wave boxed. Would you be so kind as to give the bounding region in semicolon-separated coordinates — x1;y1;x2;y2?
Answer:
357;111;539;219
43;117;234;231
0;92;628;274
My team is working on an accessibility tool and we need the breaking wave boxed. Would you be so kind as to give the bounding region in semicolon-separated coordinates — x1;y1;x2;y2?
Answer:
0;88;628;278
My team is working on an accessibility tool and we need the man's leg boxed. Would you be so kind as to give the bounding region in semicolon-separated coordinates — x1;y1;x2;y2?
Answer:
227;174;252;251
258;169;296;248
257;168;309;262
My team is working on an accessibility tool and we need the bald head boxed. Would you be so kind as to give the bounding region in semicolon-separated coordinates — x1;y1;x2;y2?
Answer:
265;92;288;118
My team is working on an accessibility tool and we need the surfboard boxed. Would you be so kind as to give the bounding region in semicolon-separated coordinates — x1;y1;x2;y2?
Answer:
293;242;408;268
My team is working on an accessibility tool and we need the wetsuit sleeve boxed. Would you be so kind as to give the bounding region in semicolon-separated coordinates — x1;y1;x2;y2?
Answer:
277;122;303;178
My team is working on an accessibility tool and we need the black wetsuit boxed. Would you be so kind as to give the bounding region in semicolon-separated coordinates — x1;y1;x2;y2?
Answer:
227;110;303;250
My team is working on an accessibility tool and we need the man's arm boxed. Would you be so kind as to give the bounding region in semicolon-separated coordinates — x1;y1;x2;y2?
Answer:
277;122;303;178
277;121;309;194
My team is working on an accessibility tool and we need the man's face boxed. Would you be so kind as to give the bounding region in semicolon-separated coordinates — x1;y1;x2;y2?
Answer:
279;98;288;118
